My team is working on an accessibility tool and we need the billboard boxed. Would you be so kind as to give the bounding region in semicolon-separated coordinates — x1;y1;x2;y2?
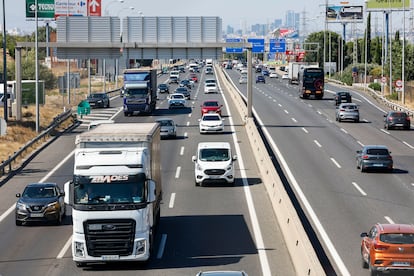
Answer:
326;5;363;22
366;0;410;11
26;0;55;19
55;0;88;17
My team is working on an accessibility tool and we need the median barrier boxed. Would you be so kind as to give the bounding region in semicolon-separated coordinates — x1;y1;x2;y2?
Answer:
216;65;325;275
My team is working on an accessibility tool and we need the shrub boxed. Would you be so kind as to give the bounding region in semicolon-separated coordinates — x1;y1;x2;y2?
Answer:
369;82;381;91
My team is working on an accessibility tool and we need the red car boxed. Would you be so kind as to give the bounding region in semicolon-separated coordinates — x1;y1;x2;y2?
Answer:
201;100;223;116
190;73;198;83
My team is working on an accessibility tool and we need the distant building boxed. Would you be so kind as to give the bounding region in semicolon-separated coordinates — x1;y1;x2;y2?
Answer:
285;10;300;30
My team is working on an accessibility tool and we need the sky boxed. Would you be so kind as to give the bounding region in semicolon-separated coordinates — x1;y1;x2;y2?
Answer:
1;0;338;34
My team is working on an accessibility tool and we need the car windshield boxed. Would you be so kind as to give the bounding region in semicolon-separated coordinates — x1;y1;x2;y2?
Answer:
158;120;173;126
203;115;220;121
390;112;407;118
89;94;105;99
380;233;414;244
172;95;184;99
199;148;230;161
204;102;218;107
366;148;389;155
206;83;216;87
22;186;57;198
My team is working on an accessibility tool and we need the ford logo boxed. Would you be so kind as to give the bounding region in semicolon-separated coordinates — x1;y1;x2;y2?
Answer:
102;224;116;231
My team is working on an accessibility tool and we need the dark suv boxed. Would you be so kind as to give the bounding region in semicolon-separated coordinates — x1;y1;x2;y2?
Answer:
384;111;411;130
86;93;110;108
334;91;352;106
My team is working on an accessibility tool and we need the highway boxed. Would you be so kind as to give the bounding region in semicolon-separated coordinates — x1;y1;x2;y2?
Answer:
224;68;414;276
0;68;296;276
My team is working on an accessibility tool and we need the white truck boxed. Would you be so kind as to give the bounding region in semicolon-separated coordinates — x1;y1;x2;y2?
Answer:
64;123;162;267
288;62;301;85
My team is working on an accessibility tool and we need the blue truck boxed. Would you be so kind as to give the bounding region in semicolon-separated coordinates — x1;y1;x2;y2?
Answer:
123;69;157;116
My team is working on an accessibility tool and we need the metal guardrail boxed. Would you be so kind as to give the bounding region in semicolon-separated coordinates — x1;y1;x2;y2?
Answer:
0;109;74;178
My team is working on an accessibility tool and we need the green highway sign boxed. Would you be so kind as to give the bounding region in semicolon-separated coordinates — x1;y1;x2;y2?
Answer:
26;0;55;19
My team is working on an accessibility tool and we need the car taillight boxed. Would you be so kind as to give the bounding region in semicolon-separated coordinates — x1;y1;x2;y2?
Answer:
388;117;393;121
340;109;345;112
374;243;389;251
387;156;393;160
406;117;411;121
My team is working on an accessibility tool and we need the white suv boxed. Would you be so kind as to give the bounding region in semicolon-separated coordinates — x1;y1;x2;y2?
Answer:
192;142;237;186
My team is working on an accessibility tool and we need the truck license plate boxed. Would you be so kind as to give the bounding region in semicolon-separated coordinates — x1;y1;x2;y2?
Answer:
393;261;410;266
102;255;119;260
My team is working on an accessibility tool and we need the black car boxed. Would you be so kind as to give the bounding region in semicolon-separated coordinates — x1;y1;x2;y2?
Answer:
86;92;110;108
15;183;66;225
384;111;411;130
158;83;170;94
179;79;193;89
175;87;191;99
334;91;352;106
256;75;266;83
356;145;393;172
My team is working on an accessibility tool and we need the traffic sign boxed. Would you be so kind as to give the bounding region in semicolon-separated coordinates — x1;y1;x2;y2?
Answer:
55;0;88;17
269;39;286;53
225;38;244;53
26;0;55;19
88;0;101;16
247;38;265;53
381;76;387;83
396;79;403;88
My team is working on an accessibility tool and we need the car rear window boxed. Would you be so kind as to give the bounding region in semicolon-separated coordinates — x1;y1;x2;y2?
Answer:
380;233;414;244
366;149;389;155
391;112;407;118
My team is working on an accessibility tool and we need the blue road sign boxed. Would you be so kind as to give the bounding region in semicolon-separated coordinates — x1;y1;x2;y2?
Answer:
269;39;286;53
226;38;244;53
247;38;265;53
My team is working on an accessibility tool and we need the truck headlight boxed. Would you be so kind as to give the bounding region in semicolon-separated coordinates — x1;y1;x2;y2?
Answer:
135;240;146;255
74;241;86;257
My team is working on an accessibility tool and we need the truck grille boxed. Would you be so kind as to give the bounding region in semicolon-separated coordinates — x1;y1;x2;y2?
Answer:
84;219;135;257
205;169;225;175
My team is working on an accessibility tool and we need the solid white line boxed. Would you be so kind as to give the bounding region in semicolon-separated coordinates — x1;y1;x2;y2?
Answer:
314;140;322;148
380;129;390;134
175;166;181;178
156;234;167;259
340;128;348;134
0;205;15;224
352;182;367;196
384;216;395;224
218;78;272;276
302;127;309;134
330;158;342;168
357;140;364;147
169;193;176;209
180;146;185;156
403;141;414;149
57;235;72;259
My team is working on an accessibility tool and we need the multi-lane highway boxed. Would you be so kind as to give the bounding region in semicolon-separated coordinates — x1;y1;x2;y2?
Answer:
225;68;414;276
0;67;296;276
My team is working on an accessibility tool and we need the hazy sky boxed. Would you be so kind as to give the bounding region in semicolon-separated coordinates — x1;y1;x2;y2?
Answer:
2;0;336;33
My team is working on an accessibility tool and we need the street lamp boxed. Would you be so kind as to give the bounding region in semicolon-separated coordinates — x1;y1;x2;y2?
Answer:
105;0;124;16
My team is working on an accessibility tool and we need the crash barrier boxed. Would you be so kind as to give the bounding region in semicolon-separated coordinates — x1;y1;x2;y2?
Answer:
216;65;326;275
0;109;74;178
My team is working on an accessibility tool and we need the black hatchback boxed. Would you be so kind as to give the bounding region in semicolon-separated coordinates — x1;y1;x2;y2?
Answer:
15;183;66;225
384;111;411;130
158;83;169;94
86;93;110;108
334;91;352;105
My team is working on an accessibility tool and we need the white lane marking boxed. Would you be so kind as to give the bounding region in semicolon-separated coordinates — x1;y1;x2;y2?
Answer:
314;140;322;148
156;234;167;259
317;110;322;115
255;112;350;276
184;132;188;137
353;98;362;103
273;99;277;102
384;216;395;224
340;128;348;134
57;236;72;259
357;140;364;147
188;113;192;118
403;141;414;149
330;158;342;168
169;193;176;208
302;127;309;134
291;118;297;123
352;182;367;196
278;103;282;107
186;121;190;126
175;166;181;178
218;78;272;276
180;146;185;155
380;129;390;134
0;150;76;224
284;110;289;114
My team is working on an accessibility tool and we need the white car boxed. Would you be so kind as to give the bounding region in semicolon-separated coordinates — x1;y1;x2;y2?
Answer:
192;142;237;186
198;113;224;133
204;82;218;94
282;73;289;80
239;75;248;84
168;93;186;109
269;72;278;78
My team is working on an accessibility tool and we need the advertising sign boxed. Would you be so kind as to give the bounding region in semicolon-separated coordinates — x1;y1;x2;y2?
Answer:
366;0;410;11
247;38;264;53
26;0;55;19
269;39;286;53
326;5;363;22
225;38;244;53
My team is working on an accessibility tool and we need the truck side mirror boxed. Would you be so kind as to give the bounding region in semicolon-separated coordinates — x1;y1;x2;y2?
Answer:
147;180;156;203
64;180;73;205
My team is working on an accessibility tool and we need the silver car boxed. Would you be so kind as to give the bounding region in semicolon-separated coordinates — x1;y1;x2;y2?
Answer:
155;118;177;139
196;271;248;276
336;103;359;122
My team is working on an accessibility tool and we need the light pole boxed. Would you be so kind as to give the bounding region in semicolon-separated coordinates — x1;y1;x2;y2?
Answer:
105;0;124;16
2;0;7;122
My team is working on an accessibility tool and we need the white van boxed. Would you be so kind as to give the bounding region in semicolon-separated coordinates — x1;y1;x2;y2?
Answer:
192;142;237;186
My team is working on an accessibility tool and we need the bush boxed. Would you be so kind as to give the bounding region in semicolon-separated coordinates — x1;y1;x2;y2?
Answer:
369;82;381;91
386;92;399;101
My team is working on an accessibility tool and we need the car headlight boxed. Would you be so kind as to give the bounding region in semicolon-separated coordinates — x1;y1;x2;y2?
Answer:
16;202;28;211
47;201;59;211
196;163;203;171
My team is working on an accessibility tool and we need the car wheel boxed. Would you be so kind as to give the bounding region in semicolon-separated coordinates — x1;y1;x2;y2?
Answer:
361;253;368;269
355;118;359;123
15;220;22;226
369;263;378;276
361;165;366;172
107;102;110;108
55;213;62;225
356;160;360;169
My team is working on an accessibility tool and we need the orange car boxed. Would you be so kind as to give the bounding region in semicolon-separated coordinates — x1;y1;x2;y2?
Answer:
360;223;414;275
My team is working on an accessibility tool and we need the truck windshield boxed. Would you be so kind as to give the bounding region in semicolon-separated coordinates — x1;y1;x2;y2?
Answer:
125;88;147;97
124;72;149;81
73;174;146;205
199;148;230;161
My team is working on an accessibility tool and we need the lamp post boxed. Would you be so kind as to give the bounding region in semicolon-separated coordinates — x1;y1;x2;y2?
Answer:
104;0;124;16
2;0;7;122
